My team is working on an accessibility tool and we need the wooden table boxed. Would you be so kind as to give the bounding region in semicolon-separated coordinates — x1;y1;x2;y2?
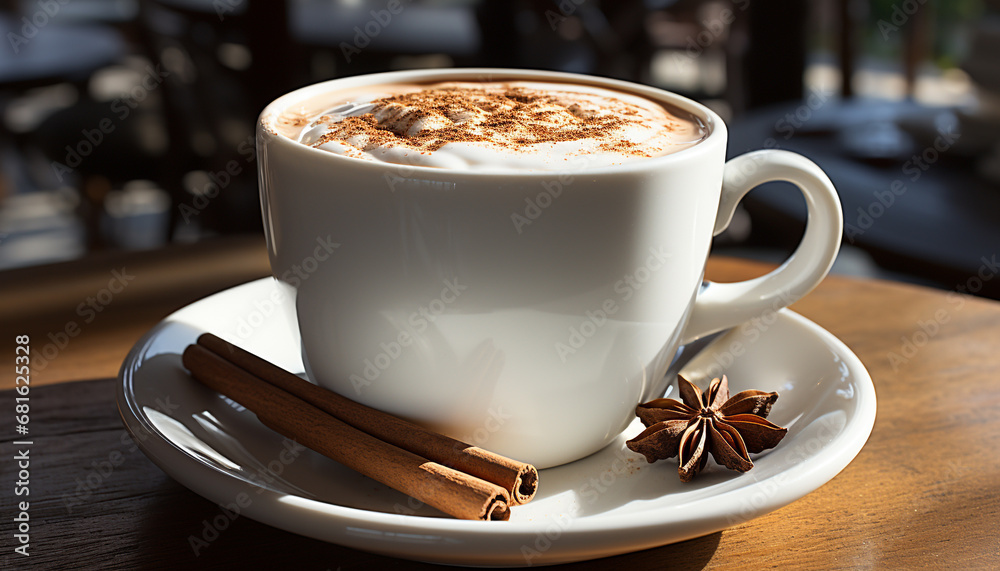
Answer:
2;236;999;569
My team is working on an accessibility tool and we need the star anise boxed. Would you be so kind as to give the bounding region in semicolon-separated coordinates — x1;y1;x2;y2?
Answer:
626;375;788;482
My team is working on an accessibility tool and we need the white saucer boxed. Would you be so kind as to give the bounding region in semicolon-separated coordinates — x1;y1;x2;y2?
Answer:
117;278;876;566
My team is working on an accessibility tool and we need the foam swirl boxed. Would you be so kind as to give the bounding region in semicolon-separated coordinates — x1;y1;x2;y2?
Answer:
293;81;707;171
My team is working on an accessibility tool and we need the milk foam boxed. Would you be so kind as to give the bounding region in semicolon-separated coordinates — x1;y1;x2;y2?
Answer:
288;81;707;171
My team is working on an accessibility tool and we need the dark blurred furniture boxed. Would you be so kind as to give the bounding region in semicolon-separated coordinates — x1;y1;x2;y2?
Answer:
30;100;167;249
727;98;1000;299
477;0;656;81
133;0;288;239
738;0;808;110
296;0;481;73
0;13;131;248
133;0;487;240
737;0;931;109
0;15;125;90
4;0;970;264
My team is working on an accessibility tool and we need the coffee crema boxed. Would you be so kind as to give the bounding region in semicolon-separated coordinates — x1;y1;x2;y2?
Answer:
278;81;707;170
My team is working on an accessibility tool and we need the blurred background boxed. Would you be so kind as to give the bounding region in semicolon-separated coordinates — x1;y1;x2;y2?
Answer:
1;0;997;297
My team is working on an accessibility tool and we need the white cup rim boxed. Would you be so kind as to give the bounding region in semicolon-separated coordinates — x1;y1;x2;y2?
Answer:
258;67;728;177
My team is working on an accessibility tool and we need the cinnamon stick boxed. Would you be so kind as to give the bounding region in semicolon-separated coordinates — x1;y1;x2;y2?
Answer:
196;333;538;504
182;344;511;521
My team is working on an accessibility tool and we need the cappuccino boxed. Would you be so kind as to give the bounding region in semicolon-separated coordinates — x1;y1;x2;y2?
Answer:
276;81;707;170
258;69;843;467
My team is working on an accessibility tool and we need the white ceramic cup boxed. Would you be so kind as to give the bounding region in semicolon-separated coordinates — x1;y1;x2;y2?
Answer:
257;68;843;469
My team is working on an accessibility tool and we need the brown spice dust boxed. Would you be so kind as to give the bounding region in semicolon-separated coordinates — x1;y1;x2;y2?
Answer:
310;86;662;157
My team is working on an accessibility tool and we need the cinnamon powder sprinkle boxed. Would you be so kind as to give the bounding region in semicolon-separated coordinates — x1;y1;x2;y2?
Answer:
310;86;665;157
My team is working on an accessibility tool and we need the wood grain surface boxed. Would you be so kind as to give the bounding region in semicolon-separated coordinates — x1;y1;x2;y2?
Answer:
1;238;999;569
0;235;271;388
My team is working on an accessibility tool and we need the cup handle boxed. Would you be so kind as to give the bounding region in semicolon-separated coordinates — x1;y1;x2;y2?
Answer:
681;150;843;344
